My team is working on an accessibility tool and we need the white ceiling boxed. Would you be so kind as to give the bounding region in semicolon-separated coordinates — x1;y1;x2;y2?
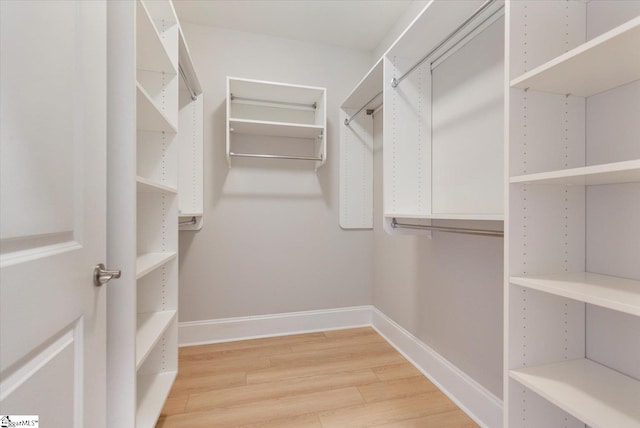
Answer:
172;0;413;52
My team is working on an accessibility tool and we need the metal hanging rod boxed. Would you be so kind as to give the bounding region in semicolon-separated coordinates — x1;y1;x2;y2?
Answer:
230;152;323;162
179;66;198;101
179;216;197;226
230;94;317;111
344;90;383;126
391;218;503;237
390;0;497;89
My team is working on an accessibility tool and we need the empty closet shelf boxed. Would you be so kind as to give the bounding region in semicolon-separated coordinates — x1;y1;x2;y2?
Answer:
136;84;178;133
137;371;178;428
229;152;322;162
136;176;178;193
136;252;177;280
229;118;323;139
136;310;176;369
510;160;640;185
510;358;640;428
511;272;640;316
136;0;177;75
510;16;640;96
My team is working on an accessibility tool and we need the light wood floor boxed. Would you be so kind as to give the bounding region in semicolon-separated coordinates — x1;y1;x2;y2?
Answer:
156;327;479;428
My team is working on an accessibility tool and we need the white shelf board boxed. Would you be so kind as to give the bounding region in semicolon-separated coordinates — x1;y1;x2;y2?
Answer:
136;0;177;75
341;58;383;110
229;76;324;105
229;118;323;139
510;160;640;185
136;252;177;280
511;272;640;316
510;358;640;428
386;213;504;221
136;176;177;194
136;310;176;369
511;16;640;96
136;370;177;428
136;83;177;133
384;0;500;70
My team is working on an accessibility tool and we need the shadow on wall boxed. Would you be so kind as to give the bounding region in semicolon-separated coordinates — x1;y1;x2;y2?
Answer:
210;100;332;207
413;229;504;398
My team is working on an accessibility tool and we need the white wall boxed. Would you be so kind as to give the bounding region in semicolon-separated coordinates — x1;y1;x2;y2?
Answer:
178;8;504;402
372;113;504;398
178;23;373;321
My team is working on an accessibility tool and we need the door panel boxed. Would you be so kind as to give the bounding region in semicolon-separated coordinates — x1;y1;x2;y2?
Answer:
0;1;107;427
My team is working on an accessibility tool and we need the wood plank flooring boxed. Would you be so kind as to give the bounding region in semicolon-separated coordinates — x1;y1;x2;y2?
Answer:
156;327;479;428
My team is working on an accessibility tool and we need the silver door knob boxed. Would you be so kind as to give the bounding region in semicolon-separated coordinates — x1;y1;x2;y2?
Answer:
94;263;121;286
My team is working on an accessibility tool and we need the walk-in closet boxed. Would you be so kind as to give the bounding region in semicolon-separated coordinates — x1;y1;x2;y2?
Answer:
1;0;638;427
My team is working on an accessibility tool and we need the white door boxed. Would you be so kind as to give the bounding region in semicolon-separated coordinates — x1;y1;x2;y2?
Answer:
0;1;108;427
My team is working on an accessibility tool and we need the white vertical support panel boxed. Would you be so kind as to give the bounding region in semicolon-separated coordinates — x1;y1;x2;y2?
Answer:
507;2;588;427
315;90;327;168
431;16;505;216
178;92;204;230
382;56;431;218
339;110;373;229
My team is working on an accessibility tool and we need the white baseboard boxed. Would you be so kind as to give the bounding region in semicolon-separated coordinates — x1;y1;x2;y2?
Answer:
178;306;373;346
371;308;503;428
178;306;503;428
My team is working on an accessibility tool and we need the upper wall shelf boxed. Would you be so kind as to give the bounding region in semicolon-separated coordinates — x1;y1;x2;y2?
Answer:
341;58;383;111
510;159;640;185
510;16;640;97
226;77;327;168
384;0;500;71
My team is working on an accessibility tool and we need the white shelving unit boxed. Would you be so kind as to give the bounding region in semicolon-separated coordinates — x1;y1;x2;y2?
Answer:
505;2;640;427
226;77;326;170
177;27;204;231
380;0;505;231
338;58;381;229
134;1;179;426
107;1;182;426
